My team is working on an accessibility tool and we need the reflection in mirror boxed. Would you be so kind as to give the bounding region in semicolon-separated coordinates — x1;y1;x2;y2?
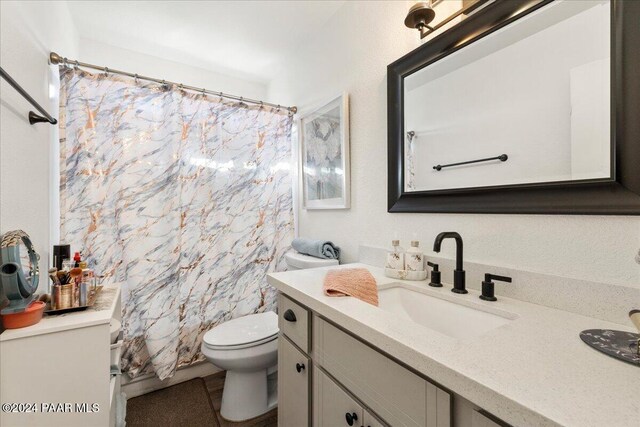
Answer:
404;0;611;192
18;244;33;280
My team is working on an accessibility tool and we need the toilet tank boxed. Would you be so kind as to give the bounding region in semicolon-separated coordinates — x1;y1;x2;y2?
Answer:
284;251;339;270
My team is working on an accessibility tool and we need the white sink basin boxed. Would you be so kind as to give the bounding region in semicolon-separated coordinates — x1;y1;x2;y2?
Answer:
378;285;516;340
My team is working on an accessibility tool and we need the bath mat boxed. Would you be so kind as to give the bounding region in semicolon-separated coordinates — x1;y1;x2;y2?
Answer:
126;377;219;427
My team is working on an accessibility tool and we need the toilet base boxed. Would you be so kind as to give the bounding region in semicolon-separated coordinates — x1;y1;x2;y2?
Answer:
220;369;277;422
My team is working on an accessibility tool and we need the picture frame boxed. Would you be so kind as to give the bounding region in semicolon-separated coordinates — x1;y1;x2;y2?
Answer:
300;93;350;209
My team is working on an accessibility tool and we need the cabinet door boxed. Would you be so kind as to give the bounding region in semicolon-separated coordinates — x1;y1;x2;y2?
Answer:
363;409;386;427
278;336;310;427
426;382;451;427
314;369;363;427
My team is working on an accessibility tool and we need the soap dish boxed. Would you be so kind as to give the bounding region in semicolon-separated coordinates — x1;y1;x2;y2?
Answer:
580;329;639;367
384;268;427;281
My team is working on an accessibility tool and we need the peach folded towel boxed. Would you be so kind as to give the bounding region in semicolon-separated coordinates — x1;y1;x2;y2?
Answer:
323;268;378;306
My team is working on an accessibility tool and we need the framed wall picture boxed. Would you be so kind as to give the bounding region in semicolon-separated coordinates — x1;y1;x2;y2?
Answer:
300;94;350;209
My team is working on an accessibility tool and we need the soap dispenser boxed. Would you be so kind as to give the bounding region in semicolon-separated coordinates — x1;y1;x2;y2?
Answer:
405;241;424;271
385;240;405;270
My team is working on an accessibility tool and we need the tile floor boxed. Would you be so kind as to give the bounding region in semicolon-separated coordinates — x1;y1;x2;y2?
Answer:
127;371;277;427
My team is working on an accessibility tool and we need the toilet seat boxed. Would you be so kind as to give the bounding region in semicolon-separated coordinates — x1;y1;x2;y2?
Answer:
203;311;278;350
203;333;277;350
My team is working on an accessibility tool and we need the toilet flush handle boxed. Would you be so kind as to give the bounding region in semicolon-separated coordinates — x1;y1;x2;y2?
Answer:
283;309;297;322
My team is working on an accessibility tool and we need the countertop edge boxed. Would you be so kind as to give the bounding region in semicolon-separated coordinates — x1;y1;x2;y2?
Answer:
0;286;121;342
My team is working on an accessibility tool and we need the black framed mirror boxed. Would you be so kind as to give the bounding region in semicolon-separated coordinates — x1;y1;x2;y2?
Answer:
388;0;640;214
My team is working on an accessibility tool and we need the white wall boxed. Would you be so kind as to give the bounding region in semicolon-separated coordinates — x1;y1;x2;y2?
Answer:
1;1;79;290
268;0;640;288
76;38;268;101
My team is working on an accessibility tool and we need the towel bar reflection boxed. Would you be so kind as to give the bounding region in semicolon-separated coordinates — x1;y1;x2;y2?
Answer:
0;66;57;125
433;154;508;171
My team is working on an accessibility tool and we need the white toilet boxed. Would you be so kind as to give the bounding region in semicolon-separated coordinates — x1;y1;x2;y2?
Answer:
201;251;338;421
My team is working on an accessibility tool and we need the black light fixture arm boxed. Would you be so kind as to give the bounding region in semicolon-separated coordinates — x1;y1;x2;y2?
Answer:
405;0;490;39
0;66;57;125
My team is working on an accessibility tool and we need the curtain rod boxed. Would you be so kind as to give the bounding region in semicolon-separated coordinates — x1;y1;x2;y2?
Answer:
49;52;297;114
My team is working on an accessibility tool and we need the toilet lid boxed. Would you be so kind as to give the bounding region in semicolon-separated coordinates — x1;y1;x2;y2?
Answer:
203;311;278;348
285;251;339;269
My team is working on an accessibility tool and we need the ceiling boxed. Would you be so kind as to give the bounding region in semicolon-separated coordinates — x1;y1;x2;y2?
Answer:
66;1;345;83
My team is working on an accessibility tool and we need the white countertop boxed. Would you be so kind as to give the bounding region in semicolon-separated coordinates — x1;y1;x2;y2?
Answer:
268;264;639;427
0;286;120;342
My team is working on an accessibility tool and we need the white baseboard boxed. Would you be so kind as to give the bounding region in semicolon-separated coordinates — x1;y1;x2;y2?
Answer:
122;361;221;398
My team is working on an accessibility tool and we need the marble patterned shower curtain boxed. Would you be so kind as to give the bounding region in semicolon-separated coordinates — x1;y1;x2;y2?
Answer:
59;67;294;379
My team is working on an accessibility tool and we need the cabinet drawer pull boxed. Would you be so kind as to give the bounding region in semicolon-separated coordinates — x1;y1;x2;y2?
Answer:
345;412;358;426
283;309;297;322
295;362;305;373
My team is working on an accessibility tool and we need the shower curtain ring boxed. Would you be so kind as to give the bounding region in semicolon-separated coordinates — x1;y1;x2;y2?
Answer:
63;58;69;69
134;73;139;83
259;101;264;109
104;67;109;76
201;88;206;97
74;60;79;70
179;83;184;90
277;104;281;112
219;91;223;101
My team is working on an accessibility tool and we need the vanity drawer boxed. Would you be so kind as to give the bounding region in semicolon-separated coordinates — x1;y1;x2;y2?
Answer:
314;317;451;427
278;293;310;353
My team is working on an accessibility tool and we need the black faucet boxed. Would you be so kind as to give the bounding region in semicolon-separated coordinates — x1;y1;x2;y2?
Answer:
433;232;467;294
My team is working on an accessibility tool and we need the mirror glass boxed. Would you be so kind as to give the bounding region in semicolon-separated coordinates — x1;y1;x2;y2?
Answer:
17;243;33;280
404;0;611;192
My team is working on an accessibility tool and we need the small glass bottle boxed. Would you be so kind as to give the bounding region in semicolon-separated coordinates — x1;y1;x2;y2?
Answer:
405;241;424;271
61;258;73;272
385;240;405;270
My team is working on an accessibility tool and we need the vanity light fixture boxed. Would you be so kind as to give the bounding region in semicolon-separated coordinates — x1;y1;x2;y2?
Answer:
405;0;490;39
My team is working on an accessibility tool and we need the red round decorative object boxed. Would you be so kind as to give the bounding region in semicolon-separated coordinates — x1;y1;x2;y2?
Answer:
1;301;45;329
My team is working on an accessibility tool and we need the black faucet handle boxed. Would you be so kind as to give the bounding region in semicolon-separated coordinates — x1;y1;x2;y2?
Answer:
428;262;442;287
480;273;512;301
485;273;512;283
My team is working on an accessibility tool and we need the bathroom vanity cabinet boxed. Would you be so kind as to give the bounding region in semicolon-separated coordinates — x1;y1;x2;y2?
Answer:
278;293;500;427
271;263;640;427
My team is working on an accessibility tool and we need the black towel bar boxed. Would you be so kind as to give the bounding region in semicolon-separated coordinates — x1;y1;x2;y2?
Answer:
433;154;508;171
0;66;57;125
